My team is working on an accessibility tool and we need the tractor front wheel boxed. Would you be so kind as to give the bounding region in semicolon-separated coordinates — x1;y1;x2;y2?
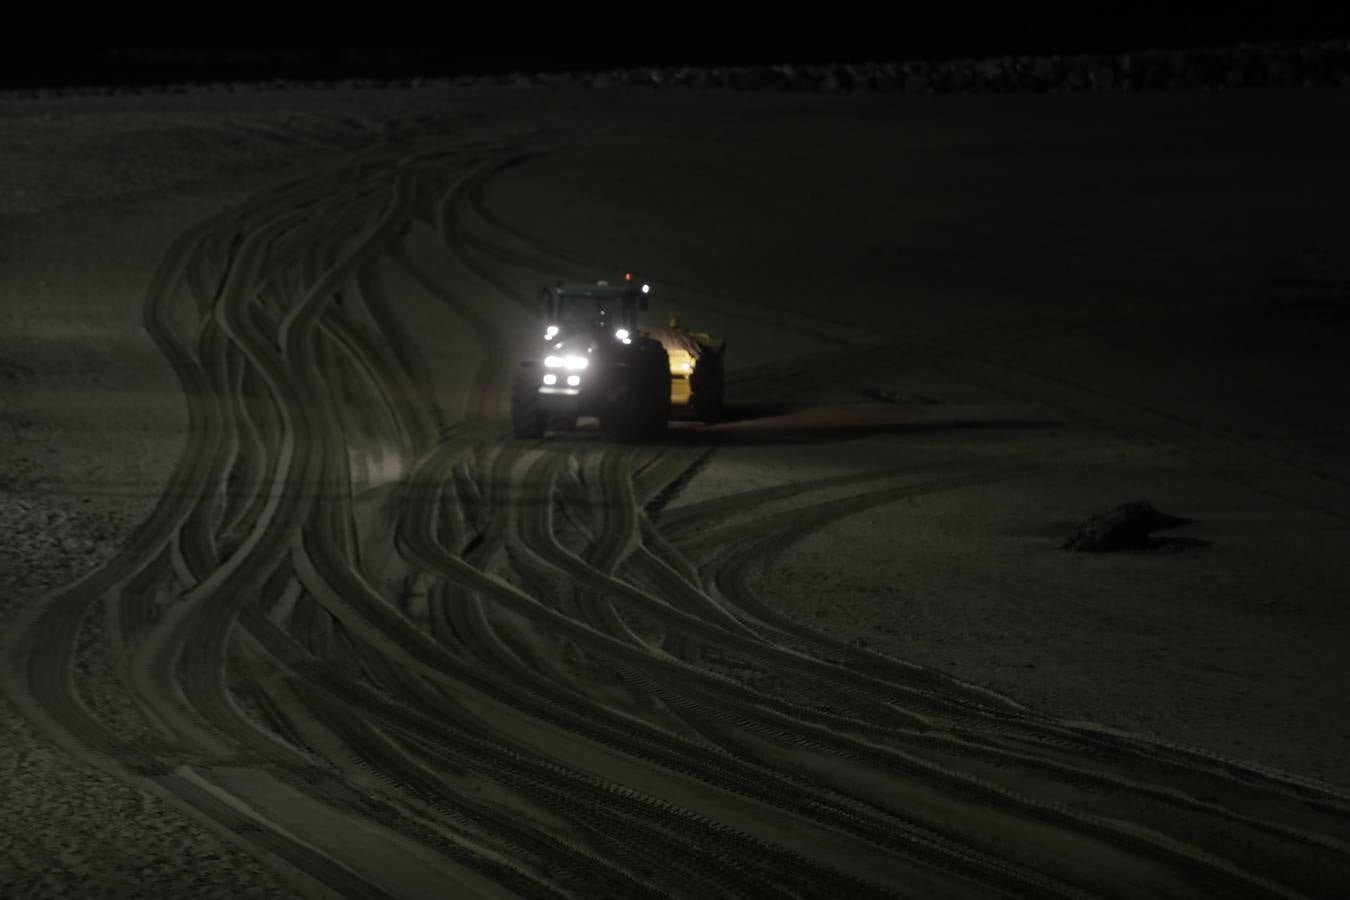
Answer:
601;343;669;441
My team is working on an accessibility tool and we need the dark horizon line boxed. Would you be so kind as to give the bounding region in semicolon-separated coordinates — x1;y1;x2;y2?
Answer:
3;32;1349;90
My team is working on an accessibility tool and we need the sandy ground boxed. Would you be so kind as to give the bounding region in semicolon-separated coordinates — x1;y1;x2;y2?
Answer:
2;83;1349;898
476;87;1350;784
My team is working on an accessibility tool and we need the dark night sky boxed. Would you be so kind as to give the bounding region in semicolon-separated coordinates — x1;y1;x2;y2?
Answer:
2;5;1348;87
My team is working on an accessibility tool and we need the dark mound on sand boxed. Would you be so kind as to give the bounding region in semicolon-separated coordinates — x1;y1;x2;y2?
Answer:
1062;500;1202;551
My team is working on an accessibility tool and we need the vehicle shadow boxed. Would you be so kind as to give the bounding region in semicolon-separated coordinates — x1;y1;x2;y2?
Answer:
551;402;1061;447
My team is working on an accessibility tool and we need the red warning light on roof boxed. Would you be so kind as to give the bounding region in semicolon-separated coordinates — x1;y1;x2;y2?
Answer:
624;272;632;281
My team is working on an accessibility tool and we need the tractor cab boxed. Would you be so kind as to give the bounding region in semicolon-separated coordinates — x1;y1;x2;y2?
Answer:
537;273;650;346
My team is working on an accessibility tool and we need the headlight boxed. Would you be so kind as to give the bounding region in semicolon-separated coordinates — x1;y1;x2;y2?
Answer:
566;374;581;387
544;325;559;339
615;328;630;341
542;373;557;386
544;355;589;370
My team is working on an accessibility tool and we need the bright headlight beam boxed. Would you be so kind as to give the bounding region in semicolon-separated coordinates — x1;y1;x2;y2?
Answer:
566;374;581;387
614;328;630;341
542;373;557;385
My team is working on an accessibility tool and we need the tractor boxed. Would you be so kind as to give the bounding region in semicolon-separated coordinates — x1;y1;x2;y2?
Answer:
511;275;725;440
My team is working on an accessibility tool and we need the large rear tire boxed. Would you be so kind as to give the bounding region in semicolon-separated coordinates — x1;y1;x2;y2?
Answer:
511;366;546;439
689;350;725;423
